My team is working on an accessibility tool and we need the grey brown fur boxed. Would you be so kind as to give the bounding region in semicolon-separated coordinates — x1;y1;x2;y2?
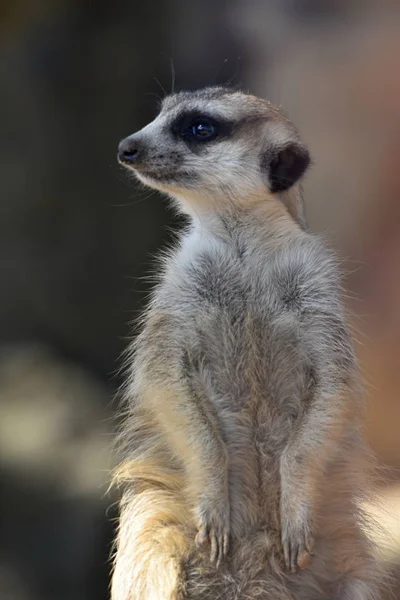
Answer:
112;87;383;599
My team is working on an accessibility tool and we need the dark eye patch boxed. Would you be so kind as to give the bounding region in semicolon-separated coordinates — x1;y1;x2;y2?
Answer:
171;111;234;145
185;118;218;141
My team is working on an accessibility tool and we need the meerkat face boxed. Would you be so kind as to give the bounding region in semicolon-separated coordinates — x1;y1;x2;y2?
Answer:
118;87;310;213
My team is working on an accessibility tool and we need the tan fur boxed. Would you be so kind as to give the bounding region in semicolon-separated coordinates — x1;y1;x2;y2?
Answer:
112;462;189;600
111;87;385;599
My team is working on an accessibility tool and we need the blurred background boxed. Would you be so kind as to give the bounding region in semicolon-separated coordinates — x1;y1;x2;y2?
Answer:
1;1;400;598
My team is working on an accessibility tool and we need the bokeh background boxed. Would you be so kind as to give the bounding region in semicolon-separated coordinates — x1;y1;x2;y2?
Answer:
1;1;400;598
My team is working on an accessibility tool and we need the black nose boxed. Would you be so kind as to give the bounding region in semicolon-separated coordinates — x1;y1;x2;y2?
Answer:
118;135;140;164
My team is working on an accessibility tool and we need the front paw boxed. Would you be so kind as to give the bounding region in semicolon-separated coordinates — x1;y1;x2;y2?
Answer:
281;511;315;573
194;496;230;567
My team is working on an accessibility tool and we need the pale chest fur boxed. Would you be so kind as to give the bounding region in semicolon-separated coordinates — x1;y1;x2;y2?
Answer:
156;223;336;429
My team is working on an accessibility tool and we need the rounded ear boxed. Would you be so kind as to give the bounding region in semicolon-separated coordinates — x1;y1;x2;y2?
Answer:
263;143;310;193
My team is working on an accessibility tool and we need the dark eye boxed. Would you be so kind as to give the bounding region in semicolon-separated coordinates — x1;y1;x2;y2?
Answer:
183;118;218;141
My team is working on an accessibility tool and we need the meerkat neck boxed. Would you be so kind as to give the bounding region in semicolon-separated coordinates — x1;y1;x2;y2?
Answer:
176;194;300;242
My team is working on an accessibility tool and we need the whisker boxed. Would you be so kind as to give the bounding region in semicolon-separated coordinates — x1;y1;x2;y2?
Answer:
170;57;176;94
153;76;167;98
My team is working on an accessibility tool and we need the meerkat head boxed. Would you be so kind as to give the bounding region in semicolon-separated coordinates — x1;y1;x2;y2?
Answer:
118;87;310;223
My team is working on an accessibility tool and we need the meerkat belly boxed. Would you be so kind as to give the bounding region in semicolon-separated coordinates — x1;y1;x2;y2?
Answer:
196;307;309;534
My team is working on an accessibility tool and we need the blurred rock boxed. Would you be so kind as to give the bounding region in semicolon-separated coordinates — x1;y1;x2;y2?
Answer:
0;344;113;600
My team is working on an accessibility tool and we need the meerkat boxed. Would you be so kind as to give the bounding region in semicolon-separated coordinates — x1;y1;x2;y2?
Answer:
111;87;383;600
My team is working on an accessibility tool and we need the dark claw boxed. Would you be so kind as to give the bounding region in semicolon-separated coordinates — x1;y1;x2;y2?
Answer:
223;532;229;558
282;529;315;573
290;540;297;573
210;534;218;563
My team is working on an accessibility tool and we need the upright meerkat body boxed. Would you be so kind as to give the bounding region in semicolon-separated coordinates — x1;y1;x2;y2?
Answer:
112;88;382;599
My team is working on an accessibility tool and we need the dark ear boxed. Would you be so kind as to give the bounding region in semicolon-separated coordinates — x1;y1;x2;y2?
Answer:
265;143;310;193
